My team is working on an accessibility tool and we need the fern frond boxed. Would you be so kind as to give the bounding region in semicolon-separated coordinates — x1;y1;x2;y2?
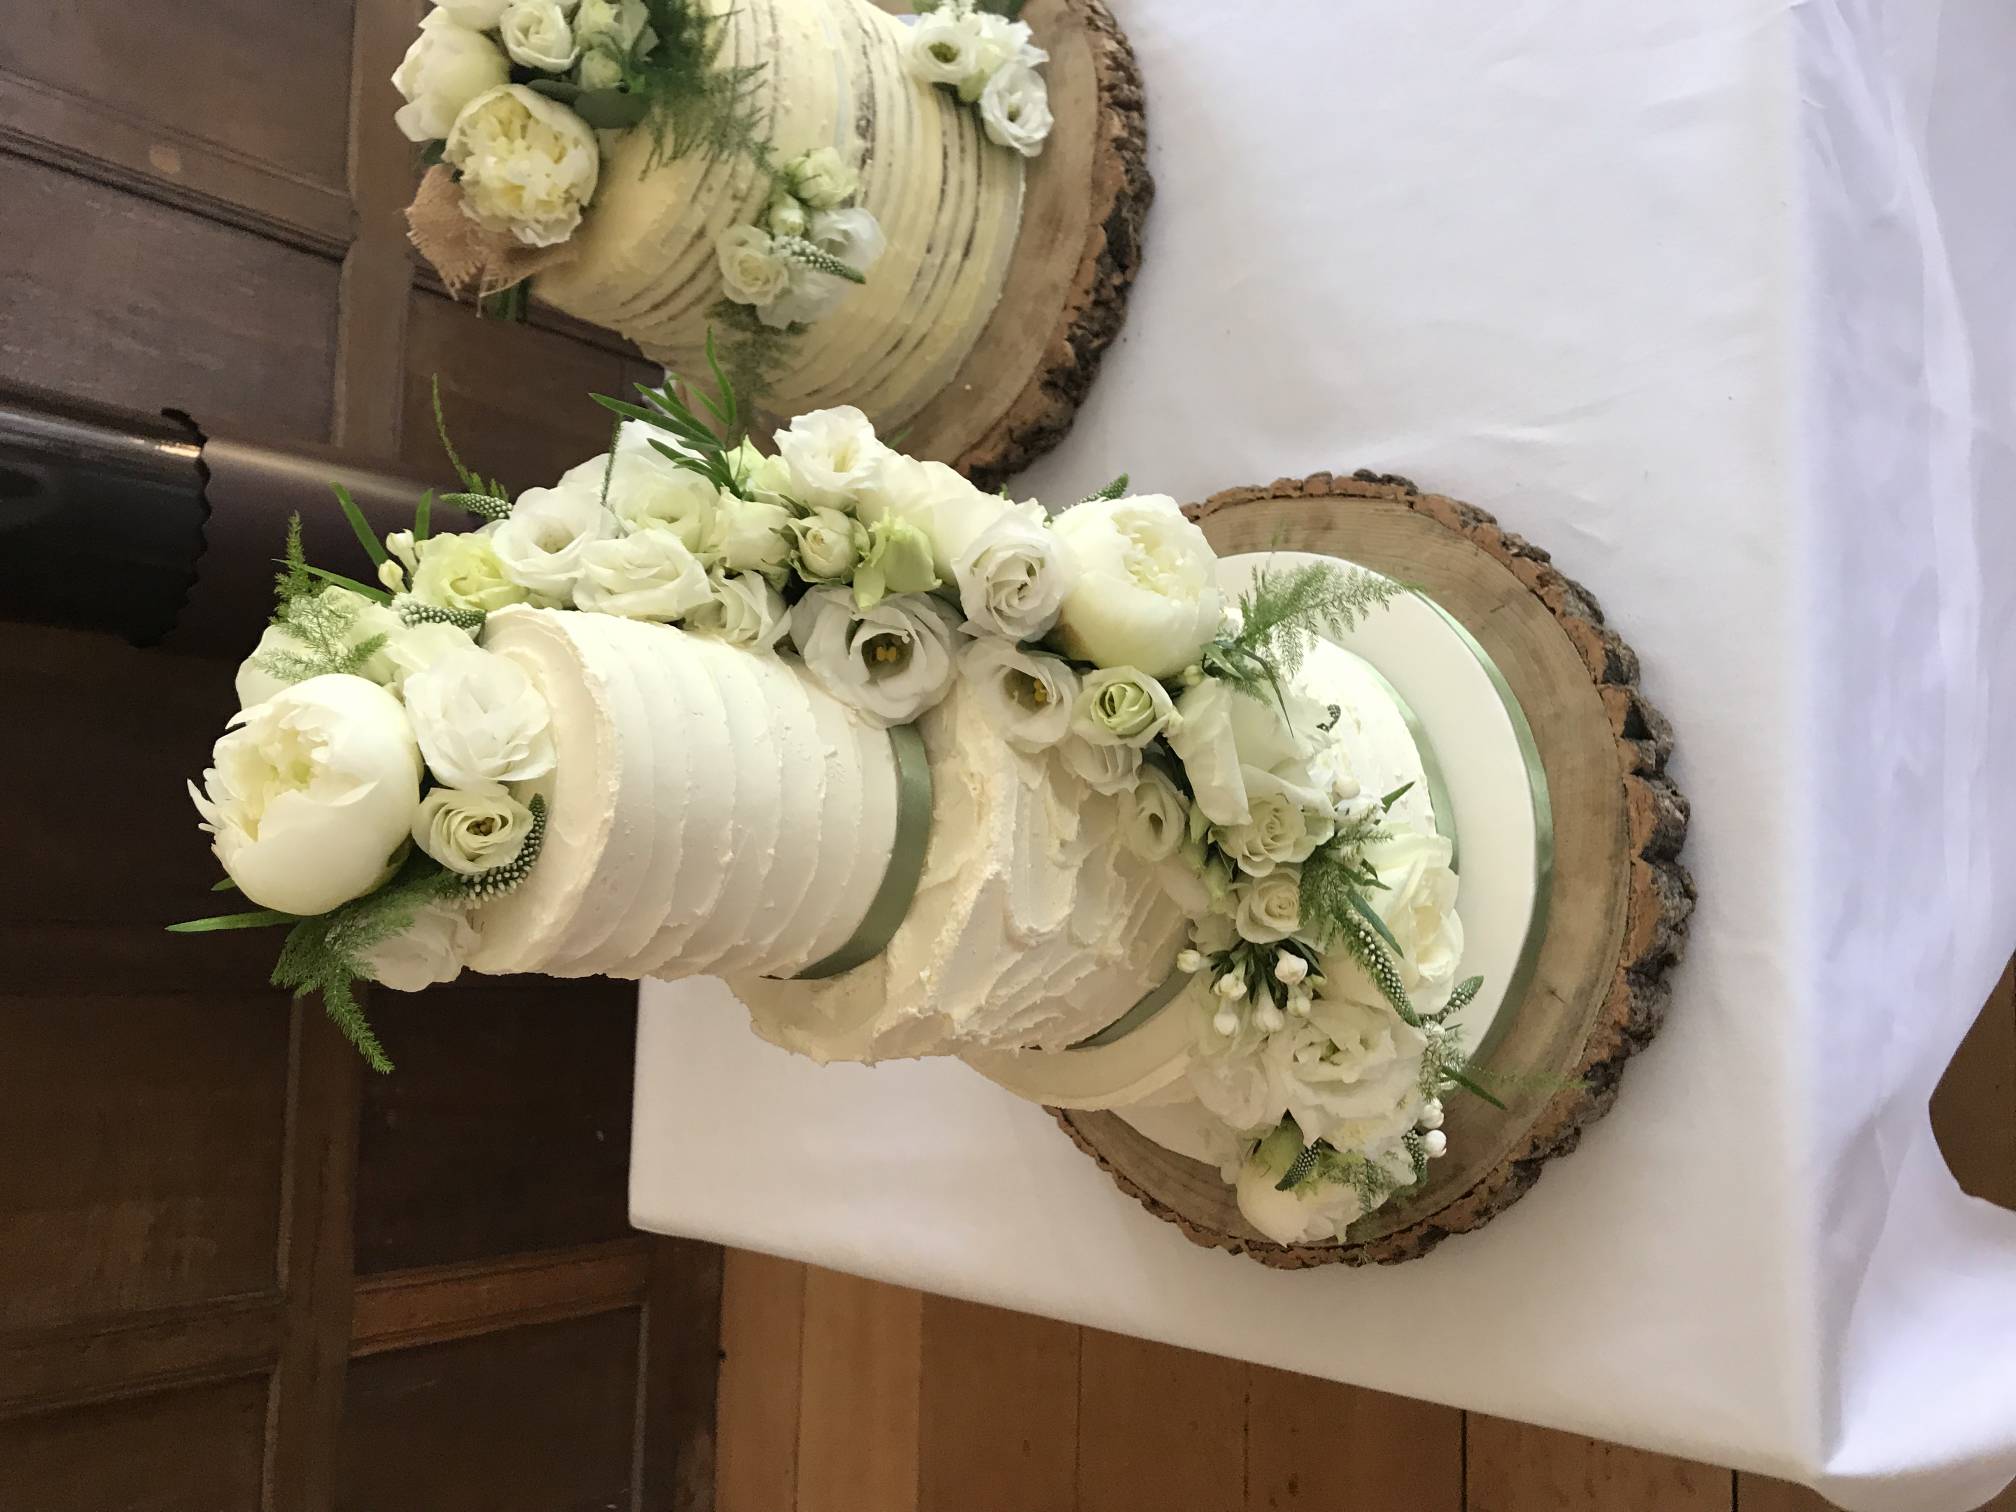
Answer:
634;0;774;173
1226;562;1403;684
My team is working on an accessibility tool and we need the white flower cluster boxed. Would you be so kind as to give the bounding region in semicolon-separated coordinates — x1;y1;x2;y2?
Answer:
715;150;888;330
391;0;659;247
904;0;1053;158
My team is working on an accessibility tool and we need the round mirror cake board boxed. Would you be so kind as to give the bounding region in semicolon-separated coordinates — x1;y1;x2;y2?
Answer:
871;0;1150;489
1055;472;1695;1268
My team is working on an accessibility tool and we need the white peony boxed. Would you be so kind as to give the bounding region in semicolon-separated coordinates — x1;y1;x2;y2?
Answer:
979;61;1051;157
685;570;789;650
716;225;791;307
785;146;859;209
957;638;1079;753
789;508;865;582
773;406;887;509
1165;678;1331;828
1048;495;1224;677
1233;867;1303;944
490;480;617;598
951;509;1074;641
1117;765;1187;863
854;451;1015;579
1058;733;1141;796
392;11;510;143
572;528;712;620
402;647;556;790
406;530;531;615
412;785;536;875
233;587;403;709
706;494;794;581
498;0;578;71
1273;1002;1429;1154
445;84;599;248
1070;666;1177;749
1329;830;1464;1011
366;900;479;993
1234;1133;1368;1247
790;587;960;728
190;675;423;916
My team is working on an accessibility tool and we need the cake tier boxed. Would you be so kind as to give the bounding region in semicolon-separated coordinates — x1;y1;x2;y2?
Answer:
467;606;901;980
536;0;1025;428
730;674;1191;1064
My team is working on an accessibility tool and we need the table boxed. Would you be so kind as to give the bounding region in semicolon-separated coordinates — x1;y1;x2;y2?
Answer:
630;2;2016;1507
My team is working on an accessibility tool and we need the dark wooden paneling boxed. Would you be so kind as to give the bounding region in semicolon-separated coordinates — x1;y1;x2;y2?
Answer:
351;1241;651;1358
1077;1331;1247;1512
351;979;637;1274
336;1311;641;1512
0;1;355;190
0;1375;269;1512
639;1238;726;1512
0;155;338;444
918;1296;1078;1512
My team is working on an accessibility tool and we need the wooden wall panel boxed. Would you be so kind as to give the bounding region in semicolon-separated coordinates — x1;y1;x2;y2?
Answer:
1465;1416;1733;1512
1245;1369;1463;1511
1931;961;2016;1208
335;1311;641;1512
796;1268;925;1512
717;1249;807;1512
0;1375;269;1512
1077;1331;1247;1512
918;1296;1079;1512
0;155;338;443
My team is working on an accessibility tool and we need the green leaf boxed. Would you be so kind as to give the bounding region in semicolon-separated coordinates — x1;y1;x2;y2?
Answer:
289;561;392;603
525;78;585;103
1344;886;1404;957
1447;1067;1508;1111
1379;781;1415;810
418;139;447;169
1081;474;1130;504
167;908;299;934
431;375;480;493
330;483;388;566
413;487;433;543
573;85;651;129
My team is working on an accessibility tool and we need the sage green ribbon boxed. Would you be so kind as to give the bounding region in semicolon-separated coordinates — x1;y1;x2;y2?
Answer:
791;723;935;981
1067;967;1195;1050
1353;659;1461;872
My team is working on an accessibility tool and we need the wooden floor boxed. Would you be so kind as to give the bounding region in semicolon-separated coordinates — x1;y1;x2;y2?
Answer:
716;963;2015;1512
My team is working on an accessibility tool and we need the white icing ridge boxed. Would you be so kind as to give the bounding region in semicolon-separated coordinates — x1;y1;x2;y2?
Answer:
535;0;1026;429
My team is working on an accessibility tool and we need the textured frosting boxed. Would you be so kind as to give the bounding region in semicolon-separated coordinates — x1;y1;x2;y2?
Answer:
467;607;900;980
536;0;1025;428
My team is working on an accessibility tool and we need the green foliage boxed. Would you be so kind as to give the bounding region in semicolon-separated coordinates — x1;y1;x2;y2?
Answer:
594;334;747;495
166;908;297;934
632;0;773;174
457;795;548;901
1225;562;1403;686
431;375;508;500
704;299;798;408
1081;474;1130;503
251;515;391;687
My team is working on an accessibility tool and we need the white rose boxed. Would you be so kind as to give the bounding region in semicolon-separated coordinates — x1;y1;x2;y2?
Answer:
1166;678;1332;828
574;0;649;58
558;437;719;551
446;84;599;248
786;146;859;209
490;481;618;598
789;508;865;582
1049;495;1224;677
402;646;556;790
957;638;1080;753
381;621;478;696
412;785;537;875
498;0;578;70
979;61;1051;157
392;11;509;143
1235;1134;1368;1247
1276;1001;1429;1153
854;451;1015;579
706;495;794;580
1233;867;1303;944
905;11;980;88
233;587;403;709
1058;734;1141;797
685;570;789;650
716;224;791;307
1330;831;1464;1010
190;675;422;916
755;206;888;329
951;510;1074;640
1117;765;1187;863
1219;783;1335;878
725;439;795;506
435;0;514;27
407;530;531;615
572;529;712;620
965;11;1045;94
773;406;887;509
790;587;960;728
1070;666;1176;749
577;49;622;88
366;900;479;993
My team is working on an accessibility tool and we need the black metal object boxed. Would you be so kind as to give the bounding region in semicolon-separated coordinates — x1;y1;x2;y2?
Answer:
0;383;436;654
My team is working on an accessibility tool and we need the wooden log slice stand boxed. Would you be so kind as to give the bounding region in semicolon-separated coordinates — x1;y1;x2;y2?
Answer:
1053;472;1695;1267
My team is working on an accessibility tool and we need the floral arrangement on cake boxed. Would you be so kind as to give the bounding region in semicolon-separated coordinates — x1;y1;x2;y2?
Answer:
903;0;1053;158
175;346;1485;1248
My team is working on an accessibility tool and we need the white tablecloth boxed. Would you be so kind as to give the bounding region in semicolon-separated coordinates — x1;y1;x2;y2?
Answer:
631;3;2016;1507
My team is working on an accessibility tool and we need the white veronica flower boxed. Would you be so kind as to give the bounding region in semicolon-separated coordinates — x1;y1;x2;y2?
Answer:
1232;867;1303;944
979;61;1052;156
958;638;1079;753
951;509;1074;641
366;900;480;992
490;480;618;598
685;570;789;651
445;84;599;247
412;785;536;875
790;587;961;728
1070;666;1176;749
572;529;712;620
392;11;509;143
716;225;791;307
1058;733;1142;797
403;647;557;790
773;406;887;509
190;675;423;916
854;451;1017;579
1049;495;1224;677
1117;765;1187;863
498;0;578;71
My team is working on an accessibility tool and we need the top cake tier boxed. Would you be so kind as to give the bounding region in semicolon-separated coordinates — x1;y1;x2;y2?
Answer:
536;0;1026;427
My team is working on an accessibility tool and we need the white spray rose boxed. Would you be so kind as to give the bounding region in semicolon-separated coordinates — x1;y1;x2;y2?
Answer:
445;84;599;248
498;0;578;70
1280;999;1430;1153
905;11;982;89
1218;782;1336;878
706;495;794;581
1049;495;1224;677
1233;866;1303;944
407;530;531;615
380;621;478;696
402;647;556;790
367;900;479;992
1117;765;1187;863
412;785;536;875
1070;666;1177;749
716;225;791;307
1165;677;1331;828
957;638;1080;753
854;451;1014;579
1234;1129;1369;1247
572;529;712;620
233;587;404;709
490;481;618;598
1058;734;1142;797
190;675;423;916
951;510;1074;640
789;508;866;582
786;146;860;209
392;11;510;143
790;587;960;728
979;61;1052;156
685;570;789;651
774;406;887;509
